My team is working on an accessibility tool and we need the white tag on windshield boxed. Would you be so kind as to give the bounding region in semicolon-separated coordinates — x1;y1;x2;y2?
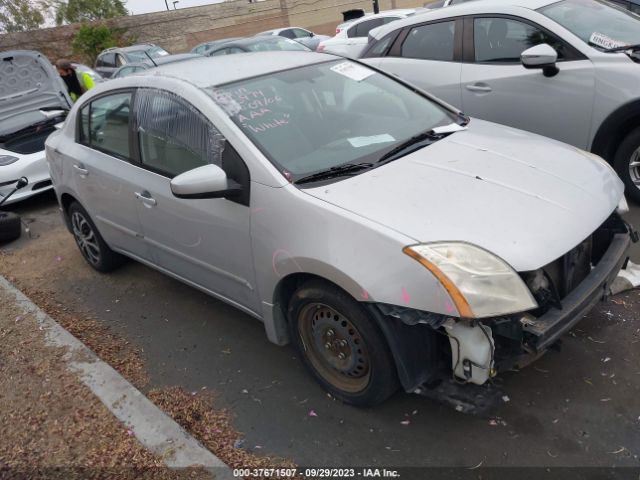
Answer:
348;134;395;148
589;32;627;50
432;123;467;134
330;62;374;82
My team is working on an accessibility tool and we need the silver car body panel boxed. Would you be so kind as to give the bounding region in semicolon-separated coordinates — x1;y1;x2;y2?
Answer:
46;52;624;346
365;0;640;151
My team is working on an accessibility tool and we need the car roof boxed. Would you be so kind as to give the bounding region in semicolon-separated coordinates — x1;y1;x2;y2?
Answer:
145;51;334;87
370;0;558;38
206;36;311;53
194;37;243;49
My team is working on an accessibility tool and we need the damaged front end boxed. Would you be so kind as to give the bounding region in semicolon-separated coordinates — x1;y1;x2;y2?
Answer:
368;213;634;414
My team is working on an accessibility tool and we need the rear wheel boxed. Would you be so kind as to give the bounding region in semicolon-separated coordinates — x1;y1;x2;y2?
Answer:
68;202;125;272
614;126;640;204
288;280;399;406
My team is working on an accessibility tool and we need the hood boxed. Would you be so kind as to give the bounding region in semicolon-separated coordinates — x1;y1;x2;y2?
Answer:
0;50;72;125
303;119;624;272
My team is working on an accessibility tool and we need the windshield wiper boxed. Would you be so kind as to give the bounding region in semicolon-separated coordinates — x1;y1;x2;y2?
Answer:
376;124;463;164
294;162;374;185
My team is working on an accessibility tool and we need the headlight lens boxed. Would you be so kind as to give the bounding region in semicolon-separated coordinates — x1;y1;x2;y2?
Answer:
403;242;537;318
0;155;19;166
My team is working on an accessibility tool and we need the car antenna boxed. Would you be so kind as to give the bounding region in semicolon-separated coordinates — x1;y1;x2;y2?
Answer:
144;51;158;67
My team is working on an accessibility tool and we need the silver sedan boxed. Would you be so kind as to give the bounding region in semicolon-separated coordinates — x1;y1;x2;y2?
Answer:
46;52;632;409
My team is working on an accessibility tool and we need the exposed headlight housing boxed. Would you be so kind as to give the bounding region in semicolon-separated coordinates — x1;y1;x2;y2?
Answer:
0;155;19;166
403;242;537;318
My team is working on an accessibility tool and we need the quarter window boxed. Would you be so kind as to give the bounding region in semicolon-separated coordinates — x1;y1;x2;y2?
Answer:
348;18;384;38
133;89;223;177
401;21;456;61
79;92;131;159
98;53;116;68
474;17;566;63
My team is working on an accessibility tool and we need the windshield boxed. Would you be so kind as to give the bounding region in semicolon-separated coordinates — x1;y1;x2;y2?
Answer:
208;60;457;181
246;39;309;52
127;46;169;61
540;0;640;49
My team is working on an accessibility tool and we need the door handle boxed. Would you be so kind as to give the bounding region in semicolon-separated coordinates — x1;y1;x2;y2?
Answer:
466;83;492;93
134;191;157;207
73;164;89;176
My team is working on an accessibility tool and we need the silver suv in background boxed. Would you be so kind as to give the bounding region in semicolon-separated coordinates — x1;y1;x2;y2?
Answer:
363;0;640;201
46;53;632;410
95;44;170;78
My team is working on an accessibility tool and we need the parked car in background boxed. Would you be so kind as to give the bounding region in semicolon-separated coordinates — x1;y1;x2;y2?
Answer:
423;0;474;8
72;63;104;84
191;37;242;55
205;36;311;56
110;53;202;79
46;52;632;409
317;9;419;57
363;0;640;202
0;50;71;205
255;27;330;50
95;44;170;78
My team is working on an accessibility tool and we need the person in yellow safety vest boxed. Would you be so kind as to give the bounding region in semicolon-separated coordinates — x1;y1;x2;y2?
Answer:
55;59;95;102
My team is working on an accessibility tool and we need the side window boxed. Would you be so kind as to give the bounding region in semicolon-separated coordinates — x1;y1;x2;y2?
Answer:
401;21;456;61
210;48;230;56
292;28;312;38
79;92;132;159
280;29;296;39
354;18;384;37
382;16;400;24
474;17;566;63
99;53;116;68
133;89;223;177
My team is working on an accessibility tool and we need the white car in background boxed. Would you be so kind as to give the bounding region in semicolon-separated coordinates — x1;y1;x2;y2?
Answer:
363;0;640;201
254;27;330;50
317;9;420;58
0;50;71;205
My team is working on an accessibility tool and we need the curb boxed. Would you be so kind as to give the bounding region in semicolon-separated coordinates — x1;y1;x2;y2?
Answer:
0;275;234;479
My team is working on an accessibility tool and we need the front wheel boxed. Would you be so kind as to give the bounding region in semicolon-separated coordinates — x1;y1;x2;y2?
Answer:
288;280;399;406
614;127;640;204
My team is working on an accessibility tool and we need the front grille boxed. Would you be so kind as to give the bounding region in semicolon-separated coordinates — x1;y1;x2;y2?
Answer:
521;212;627;315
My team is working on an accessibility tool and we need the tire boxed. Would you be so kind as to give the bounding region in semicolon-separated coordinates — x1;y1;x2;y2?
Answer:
0;211;21;243
288;279;399;406
68;202;125;273
614;126;640;204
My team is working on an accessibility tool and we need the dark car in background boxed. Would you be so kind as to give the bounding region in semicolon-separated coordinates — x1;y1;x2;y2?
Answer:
95;44;170;78
204;36;311;56
110;53;201;79
190;37;242;55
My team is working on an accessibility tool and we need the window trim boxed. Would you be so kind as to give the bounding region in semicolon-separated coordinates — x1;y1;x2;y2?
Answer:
76;88;136;163
464;13;587;65
131;87;220;179
388;18;463;62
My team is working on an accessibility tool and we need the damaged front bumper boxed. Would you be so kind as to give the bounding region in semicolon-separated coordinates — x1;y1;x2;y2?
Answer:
368;215;634;414
521;231;630;352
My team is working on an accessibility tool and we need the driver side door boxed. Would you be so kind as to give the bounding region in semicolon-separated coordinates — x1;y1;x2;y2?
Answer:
460;15;595;148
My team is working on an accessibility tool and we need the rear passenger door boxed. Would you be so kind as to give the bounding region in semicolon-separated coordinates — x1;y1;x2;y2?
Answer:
74;91;151;261
370;19;463;108
130;88;259;312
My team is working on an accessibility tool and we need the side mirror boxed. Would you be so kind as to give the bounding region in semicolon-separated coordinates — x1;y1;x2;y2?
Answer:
521;43;559;77
170;164;241;199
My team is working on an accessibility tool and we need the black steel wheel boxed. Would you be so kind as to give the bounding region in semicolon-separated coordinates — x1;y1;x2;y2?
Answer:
288;279;398;406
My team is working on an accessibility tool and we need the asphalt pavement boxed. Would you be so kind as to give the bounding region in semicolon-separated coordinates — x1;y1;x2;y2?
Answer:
4;190;640;471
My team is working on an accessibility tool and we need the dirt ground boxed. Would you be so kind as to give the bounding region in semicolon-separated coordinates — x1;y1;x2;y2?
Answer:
0;223;296;478
0;281;206;480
